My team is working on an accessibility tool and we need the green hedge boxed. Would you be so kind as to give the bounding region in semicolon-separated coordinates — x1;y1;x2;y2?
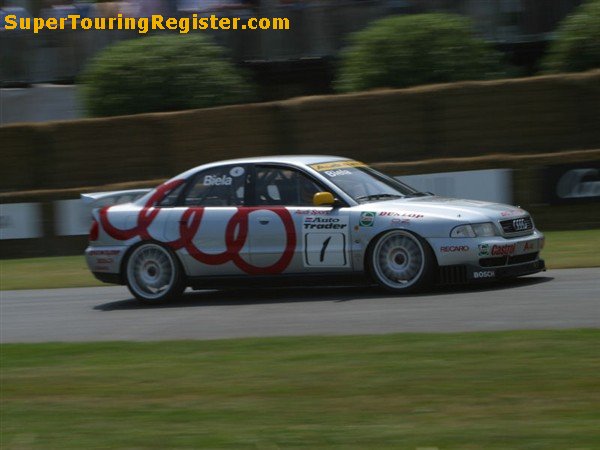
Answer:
543;0;600;73
336;13;509;93
80;34;255;117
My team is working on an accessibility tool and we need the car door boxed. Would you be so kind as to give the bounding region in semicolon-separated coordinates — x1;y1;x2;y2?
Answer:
250;165;353;274
163;164;251;277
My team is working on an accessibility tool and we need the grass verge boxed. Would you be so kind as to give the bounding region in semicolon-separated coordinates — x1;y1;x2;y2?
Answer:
1;229;599;291
1;330;599;449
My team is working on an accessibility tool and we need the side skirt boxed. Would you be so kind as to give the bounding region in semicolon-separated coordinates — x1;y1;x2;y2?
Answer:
188;273;371;290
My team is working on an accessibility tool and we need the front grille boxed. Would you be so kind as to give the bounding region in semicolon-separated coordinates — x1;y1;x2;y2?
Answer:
500;216;533;234
480;252;539;267
438;265;468;284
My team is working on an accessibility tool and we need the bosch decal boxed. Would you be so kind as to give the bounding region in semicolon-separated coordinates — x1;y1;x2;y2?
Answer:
474;270;495;279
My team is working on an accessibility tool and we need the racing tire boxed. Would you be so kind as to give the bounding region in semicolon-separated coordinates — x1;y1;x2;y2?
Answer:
124;242;186;304
367;230;435;294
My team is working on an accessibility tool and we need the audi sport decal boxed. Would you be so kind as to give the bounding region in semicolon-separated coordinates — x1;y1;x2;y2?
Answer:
295;209;332;215
99;180;297;275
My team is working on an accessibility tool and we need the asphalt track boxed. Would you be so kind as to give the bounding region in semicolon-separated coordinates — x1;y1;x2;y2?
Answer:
1;268;599;343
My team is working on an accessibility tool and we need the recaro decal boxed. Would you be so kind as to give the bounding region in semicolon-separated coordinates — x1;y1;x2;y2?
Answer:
100;180;297;275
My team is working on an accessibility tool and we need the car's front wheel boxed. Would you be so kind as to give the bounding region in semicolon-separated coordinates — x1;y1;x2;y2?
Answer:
367;230;434;293
125;242;185;304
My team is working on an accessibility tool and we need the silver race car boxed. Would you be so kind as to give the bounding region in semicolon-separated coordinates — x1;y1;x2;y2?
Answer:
84;156;545;303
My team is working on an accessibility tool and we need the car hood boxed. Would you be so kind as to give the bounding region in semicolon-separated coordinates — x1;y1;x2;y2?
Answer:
362;196;527;223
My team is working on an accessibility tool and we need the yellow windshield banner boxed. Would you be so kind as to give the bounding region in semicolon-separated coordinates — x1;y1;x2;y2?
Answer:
310;160;366;172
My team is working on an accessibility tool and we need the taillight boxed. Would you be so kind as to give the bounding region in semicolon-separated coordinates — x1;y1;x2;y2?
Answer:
89;220;99;241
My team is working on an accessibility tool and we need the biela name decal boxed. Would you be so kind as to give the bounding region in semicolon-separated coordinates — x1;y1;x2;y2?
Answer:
204;175;232;186
304;217;347;230
474;270;495;279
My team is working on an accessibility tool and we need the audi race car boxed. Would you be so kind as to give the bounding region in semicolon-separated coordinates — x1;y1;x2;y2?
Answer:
84;156;546;303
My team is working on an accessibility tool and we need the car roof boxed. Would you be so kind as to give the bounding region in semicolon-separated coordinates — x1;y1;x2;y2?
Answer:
182;155;354;176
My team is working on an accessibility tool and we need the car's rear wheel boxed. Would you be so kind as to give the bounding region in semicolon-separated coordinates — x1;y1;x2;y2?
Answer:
367;230;434;293
125;243;185;304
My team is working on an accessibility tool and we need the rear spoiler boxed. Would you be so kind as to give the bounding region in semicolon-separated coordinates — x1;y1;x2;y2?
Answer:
80;189;152;207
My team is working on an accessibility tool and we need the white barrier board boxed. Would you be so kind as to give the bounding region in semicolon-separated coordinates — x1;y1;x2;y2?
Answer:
54;199;93;236
0;203;43;240
397;169;513;204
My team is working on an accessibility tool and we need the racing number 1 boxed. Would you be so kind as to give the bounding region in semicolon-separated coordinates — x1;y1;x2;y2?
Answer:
320;237;332;262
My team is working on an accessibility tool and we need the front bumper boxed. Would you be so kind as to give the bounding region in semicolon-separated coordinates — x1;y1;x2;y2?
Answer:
438;259;545;285
467;258;545;281
430;230;546;284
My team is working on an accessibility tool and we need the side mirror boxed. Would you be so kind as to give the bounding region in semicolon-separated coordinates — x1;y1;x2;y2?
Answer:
313;192;336;207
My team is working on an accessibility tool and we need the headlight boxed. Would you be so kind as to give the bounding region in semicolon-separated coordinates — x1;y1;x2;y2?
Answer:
471;222;498;237
450;225;476;238
451;222;498;238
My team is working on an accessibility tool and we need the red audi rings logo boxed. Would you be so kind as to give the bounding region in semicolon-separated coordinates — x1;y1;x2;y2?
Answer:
99;179;297;275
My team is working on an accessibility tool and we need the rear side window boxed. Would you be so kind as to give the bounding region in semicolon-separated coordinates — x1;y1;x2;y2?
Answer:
183;165;247;207
157;183;185;207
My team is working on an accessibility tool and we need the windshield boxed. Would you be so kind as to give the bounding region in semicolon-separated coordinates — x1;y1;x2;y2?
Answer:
309;160;425;203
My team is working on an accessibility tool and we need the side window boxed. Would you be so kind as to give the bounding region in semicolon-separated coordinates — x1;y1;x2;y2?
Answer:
255;166;323;206
183;166;246;207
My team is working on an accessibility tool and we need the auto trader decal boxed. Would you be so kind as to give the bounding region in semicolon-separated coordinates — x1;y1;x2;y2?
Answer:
302;215;349;267
99;180;297;275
